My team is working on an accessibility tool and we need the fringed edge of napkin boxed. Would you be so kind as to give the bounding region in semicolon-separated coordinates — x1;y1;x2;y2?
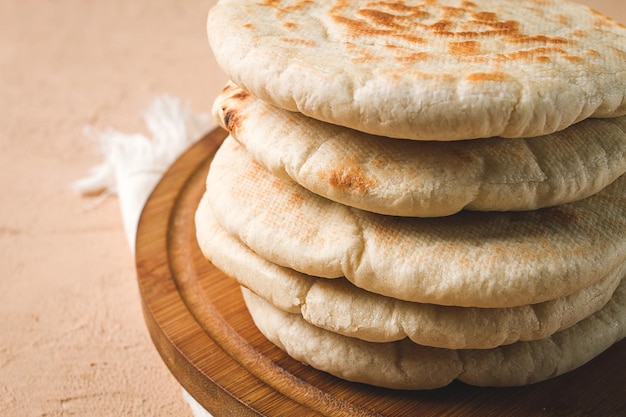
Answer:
72;95;212;249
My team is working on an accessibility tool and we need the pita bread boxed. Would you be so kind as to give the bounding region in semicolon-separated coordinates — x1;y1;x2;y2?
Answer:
214;82;626;217
207;0;626;141
196;193;623;349
205;137;626;308
241;278;626;389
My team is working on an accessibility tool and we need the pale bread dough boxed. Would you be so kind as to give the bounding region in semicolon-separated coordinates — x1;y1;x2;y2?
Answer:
196;193;623;349
205;137;626;307
214;82;626;217
241;278;626;389
207;0;626;140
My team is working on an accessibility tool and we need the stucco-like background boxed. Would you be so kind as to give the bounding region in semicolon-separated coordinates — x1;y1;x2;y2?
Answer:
0;1;623;416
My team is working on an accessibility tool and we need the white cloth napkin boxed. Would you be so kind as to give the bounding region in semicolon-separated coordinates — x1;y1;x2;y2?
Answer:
72;95;212;249
73;96;215;417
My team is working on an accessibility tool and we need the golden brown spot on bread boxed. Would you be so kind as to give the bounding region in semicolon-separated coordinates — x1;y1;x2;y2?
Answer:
259;0;314;17
322;163;377;195
279;37;317;47
286;189;306;207
483;19;518;34
369;1;430;18
472;12;497;22
288;0;313;11
222;108;246;132
509;35;571;45
564;55;584;63
502;47;567;61
358;9;402;28
466;72;509;82
352;56;382;64
231;90;250;100
430;19;454;32
332;14;367;36
260;0;313;9
397;33;426;43
589;7;607;17
326;1;597;66
441;7;465;19
283;22;298;30
450;29;508;38
243;23;254;29
448;40;481;56
345;42;380;63
557;14;570;25
332;14;425;44
222;110;235;131
220;85;250;131
395;51;431;63
432;18;519;38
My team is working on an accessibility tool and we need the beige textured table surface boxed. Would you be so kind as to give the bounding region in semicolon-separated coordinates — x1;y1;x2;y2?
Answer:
0;1;624;416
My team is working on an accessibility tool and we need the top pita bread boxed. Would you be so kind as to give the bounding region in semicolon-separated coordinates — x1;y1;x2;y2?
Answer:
214;82;626;217
207;0;626;140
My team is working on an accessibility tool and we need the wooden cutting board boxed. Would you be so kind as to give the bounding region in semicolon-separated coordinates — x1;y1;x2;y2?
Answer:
136;128;626;417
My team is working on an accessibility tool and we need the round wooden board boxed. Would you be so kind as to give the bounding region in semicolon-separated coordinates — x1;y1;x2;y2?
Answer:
136;128;626;417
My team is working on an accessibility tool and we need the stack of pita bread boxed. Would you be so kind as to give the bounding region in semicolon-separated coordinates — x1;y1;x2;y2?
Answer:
197;0;626;389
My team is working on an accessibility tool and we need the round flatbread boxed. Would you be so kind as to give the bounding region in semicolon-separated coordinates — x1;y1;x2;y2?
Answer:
196;193;623;349
205;137;626;307
207;0;626;140
241;278;626;389
214;82;626;217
